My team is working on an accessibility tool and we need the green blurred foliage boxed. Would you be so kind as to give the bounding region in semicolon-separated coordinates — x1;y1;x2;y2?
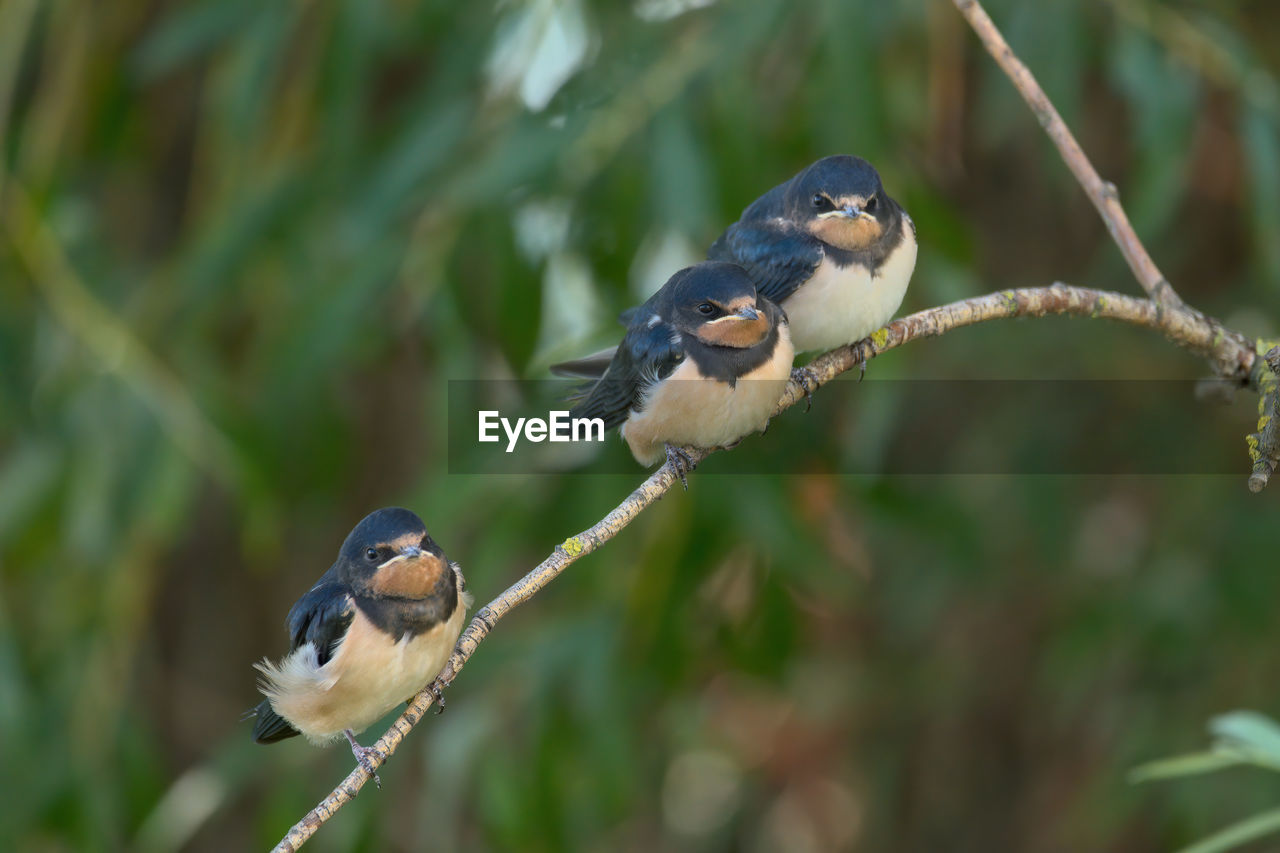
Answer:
1;0;1279;850
1132;712;1280;852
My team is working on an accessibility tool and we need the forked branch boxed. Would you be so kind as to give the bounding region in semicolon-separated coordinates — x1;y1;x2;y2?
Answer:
273;282;1266;850
273;1;1274;847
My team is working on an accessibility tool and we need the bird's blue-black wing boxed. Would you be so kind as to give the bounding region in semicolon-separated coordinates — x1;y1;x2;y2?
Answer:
285;581;355;665
708;221;822;306
568;319;685;430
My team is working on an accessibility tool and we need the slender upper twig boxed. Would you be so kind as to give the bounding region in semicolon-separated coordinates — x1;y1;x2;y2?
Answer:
951;0;1186;309
271;281;1261;851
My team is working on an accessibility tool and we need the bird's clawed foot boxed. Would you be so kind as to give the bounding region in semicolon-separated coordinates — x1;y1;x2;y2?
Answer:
664;444;696;490
791;366;820;411
343;729;382;789
853;338;874;381
428;678;447;715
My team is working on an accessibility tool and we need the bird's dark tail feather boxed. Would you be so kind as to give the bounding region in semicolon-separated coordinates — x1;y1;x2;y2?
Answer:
548;346;616;380
246;699;300;744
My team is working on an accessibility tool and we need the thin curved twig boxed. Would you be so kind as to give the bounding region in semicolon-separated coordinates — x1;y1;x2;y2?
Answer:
952;0;1186;309
272;281;1262;851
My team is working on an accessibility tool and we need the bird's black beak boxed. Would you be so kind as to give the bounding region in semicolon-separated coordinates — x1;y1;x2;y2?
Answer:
399;544;424;558
735;305;760;321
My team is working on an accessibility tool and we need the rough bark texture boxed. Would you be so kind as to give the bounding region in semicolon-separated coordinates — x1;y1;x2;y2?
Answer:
1248;346;1280;493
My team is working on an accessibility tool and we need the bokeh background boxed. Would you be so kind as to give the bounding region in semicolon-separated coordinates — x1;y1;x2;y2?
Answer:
3;0;1280;850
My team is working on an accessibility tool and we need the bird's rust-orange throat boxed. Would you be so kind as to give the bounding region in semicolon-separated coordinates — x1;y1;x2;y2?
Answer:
367;553;447;599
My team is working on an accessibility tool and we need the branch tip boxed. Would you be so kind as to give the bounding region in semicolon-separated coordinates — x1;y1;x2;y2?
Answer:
273;284;1264;850
1248;347;1280;491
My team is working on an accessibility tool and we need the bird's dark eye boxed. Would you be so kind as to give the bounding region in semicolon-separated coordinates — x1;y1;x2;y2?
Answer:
365;547;379;562
810;193;829;209
865;195;878;213
696;302;715;316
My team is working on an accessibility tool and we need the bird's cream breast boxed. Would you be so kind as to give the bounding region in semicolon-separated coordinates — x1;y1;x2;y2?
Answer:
621;324;794;466
786;218;917;353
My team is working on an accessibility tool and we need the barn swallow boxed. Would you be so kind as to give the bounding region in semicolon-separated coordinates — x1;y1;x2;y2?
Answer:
552;156;914;396
708;154;917;358
250;507;471;784
568;262;794;485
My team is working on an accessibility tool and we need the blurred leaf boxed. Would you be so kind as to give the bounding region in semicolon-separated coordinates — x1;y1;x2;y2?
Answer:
346;98;471;247
1129;750;1248;784
1177;807;1280;853
486;0;595;112
650;107;713;233
0;439;60;545
1210;711;1280;768
132;0;258;79
1240;103;1280;285
1108;27;1199;236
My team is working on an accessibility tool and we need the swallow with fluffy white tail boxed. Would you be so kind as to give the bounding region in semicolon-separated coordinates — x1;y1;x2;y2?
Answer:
250;507;471;785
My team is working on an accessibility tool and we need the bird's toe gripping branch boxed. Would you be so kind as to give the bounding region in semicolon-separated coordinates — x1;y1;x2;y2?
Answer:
1247;344;1280;493
854;335;878;380
790;366;820;412
342;730;383;790
664;444;697;490
427;678;448;715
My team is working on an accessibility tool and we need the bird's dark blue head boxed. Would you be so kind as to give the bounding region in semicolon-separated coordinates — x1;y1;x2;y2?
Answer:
336;507;450;597
782;155;901;252
659;262;782;349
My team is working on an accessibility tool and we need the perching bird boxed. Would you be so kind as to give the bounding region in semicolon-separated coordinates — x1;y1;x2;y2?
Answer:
552;155;915;392
707;154;917;357
568;261;793;484
250;507;471;782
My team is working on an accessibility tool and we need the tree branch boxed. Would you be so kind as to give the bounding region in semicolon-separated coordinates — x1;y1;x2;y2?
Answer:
272;282;1265;851
273;4;1276;847
786;284;1253;409
952;0;1186;309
